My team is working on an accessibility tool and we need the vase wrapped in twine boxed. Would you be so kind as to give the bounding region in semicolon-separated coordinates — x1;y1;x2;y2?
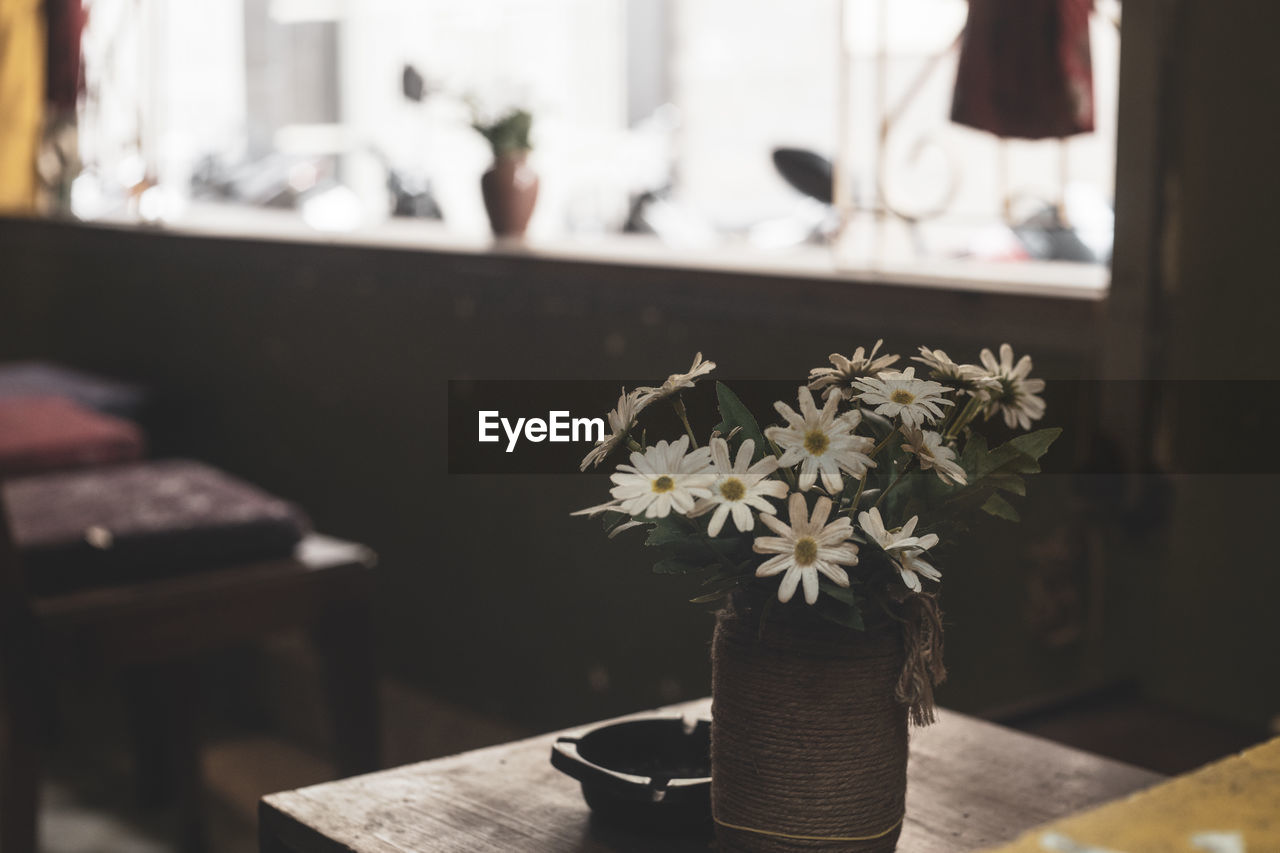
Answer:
710;598;919;852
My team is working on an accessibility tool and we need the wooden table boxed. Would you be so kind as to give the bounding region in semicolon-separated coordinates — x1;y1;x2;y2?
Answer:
260;700;1162;853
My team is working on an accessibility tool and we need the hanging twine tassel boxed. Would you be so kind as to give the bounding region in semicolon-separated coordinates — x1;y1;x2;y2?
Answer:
895;593;948;727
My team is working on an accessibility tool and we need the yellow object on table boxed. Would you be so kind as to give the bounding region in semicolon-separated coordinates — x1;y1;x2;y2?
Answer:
0;0;45;213
981;738;1279;852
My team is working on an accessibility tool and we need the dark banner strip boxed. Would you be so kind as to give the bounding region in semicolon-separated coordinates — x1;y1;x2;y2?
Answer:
445;380;1277;475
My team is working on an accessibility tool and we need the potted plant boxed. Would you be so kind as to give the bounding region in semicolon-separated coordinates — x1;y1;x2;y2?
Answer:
574;345;1059;851
472;107;538;238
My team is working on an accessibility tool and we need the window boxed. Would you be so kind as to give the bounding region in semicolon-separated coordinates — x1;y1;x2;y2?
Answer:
70;0;1120;285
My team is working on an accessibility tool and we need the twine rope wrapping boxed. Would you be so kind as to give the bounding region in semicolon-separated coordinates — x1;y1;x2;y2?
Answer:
714;813;905;842
711;600;910;852
894;594;948;727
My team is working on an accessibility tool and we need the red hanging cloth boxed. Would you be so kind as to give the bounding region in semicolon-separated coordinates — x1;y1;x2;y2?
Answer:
951;0;1095;140
44;0;85;112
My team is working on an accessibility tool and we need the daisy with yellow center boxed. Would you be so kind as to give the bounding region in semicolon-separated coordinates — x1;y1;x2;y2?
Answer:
853;366;954;430
858;507;942;592
688;438;788;536
753;493;860;604
608;435;714;518
766;386;876;493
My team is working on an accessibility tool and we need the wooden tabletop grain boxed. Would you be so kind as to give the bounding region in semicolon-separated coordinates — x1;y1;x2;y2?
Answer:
259;700;1163;853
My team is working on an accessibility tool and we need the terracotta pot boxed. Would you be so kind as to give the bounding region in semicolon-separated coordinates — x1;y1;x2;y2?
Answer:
480;152;539;237
711;597;908;852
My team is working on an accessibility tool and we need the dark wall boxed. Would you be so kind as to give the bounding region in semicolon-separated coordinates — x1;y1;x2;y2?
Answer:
1;218;1124;731
1143;0;1280;729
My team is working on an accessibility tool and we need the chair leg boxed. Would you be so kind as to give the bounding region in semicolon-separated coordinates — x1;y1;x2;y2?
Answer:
310;601;380;777
0;646;41;853
124;662;207;852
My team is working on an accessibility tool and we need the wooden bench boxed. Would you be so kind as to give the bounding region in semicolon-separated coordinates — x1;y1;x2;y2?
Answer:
1;520;380;853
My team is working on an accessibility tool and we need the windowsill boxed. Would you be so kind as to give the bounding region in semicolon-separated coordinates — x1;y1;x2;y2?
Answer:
73;203;1109;301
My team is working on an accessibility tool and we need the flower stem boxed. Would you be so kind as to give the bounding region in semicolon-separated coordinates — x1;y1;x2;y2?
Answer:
671;396;698;448
873;458;916;509
944;395;983;440
847;474;869;518
869;425;900;459
626;437;644;453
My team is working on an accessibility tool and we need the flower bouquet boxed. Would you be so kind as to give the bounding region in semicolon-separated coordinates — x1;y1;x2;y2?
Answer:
574;344;1059;852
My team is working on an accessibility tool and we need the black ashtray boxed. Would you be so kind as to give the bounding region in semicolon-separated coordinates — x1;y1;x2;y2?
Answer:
551;717;712;833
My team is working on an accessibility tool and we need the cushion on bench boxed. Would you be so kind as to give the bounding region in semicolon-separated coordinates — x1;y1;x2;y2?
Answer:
0;362;148;420
4;459;311;595
0;396;145;477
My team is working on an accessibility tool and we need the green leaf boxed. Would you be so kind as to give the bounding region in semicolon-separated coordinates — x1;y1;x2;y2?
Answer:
714;382;770;463
988;473;1027;496
818;581;857;605
817;582;865;629
1008;427;1062;462
959;431;987;474
644;516;689;547
981;492;1021;522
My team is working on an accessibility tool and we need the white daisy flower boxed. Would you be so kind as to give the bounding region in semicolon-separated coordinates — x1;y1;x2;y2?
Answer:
608;435;714;518
688;438;788;536
766;386;876;493
901;428;967;486
858;507;942;592
753;493;860;605
912;347;1001;396
807;339;900;400
853;366;954;430
636;352;716;406
579;388;650;472
978;343;1046;431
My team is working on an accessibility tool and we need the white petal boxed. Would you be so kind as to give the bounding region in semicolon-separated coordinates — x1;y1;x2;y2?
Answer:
800;566;820;604
797;386;819;423
786;491;808;527
758;513;791;537
816;562;850;587
756;554;793;577
776;568;801;603
670;491;697;515
772;401;805;430
897;564;922;592
809;496;832;529
753;536;794;556
754;480;789;500
858;508;886;542
570;500;623;517
820;543;860;565
710;437;731;472
707;504;730;537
